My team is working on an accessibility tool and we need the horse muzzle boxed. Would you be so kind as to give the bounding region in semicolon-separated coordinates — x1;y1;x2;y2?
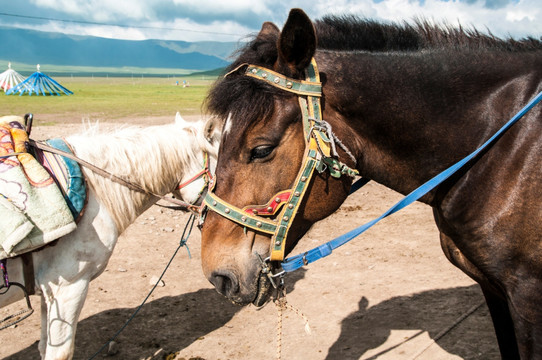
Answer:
207;257;280;306
207;270;267;306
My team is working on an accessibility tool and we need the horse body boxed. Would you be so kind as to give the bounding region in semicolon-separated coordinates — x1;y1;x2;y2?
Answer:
321;40;542;358
1;114;219;360
320;46;542;196
201;9;542;359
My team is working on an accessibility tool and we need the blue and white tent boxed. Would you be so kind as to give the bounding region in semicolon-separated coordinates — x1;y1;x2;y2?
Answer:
0;63;25;93
7;65;73;96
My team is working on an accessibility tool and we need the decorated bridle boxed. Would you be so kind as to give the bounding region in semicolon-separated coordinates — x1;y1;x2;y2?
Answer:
177;151;213;206
202;58;359;265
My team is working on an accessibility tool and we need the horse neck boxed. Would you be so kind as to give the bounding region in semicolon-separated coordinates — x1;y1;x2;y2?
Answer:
66;124;201;233
317;49;542;201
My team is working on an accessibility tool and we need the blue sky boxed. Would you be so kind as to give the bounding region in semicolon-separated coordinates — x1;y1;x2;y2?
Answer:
0;0;540;42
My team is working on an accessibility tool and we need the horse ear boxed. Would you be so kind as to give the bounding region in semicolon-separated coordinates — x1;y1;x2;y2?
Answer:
277;9;316;73
175;111;187;126
258;22;280;38
204;117;222;144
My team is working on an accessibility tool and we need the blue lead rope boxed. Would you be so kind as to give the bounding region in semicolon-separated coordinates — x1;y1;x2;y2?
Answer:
281;91;542;273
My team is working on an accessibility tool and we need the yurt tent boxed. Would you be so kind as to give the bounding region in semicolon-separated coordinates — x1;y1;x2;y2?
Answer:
7;65;73;96
0;63;25;92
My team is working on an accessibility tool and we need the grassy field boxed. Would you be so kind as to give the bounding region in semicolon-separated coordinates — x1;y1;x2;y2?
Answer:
0;76;215;124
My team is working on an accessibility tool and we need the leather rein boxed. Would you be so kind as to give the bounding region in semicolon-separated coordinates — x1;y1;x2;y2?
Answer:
201;58;359;265
30;139;202;214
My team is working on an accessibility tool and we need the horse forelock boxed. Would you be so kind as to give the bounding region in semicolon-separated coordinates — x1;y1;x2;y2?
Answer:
66;121;210;232
205;27;300;137
206;73;289;140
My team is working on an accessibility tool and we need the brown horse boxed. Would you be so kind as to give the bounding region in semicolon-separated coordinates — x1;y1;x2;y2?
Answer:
200;9;542;359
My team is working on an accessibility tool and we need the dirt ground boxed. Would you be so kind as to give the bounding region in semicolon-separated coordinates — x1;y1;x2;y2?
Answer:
0;115;499;360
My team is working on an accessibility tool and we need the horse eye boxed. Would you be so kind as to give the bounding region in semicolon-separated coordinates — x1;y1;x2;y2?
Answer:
250;145;274;160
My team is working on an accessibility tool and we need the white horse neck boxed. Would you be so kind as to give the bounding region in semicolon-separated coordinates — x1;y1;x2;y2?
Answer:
66;122;207;233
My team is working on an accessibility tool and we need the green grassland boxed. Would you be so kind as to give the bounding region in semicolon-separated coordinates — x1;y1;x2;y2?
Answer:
0;76;216;123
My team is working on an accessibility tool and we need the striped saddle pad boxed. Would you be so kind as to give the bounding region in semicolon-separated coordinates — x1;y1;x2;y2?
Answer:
32;138;87;221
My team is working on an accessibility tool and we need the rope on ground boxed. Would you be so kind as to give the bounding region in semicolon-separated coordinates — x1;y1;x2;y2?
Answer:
88;213;195;360
274;292;311;360
409;299;486;360
275;298;283;360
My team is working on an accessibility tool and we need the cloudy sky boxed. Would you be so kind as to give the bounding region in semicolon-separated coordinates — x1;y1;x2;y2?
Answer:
1;0;540;42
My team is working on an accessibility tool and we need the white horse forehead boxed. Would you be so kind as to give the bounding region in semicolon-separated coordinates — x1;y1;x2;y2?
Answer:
223;113;233;135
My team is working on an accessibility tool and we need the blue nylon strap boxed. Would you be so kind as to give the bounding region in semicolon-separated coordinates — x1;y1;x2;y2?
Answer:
282;91;542;272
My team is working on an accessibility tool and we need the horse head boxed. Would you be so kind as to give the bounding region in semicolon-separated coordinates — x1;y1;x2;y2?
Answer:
200;9;356;306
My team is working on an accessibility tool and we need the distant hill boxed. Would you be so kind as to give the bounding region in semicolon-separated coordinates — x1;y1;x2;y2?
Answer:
0;27;239;74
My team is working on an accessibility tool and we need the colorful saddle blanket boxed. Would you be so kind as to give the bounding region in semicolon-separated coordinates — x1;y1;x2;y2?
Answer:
32;138;87;221
0;116;87;259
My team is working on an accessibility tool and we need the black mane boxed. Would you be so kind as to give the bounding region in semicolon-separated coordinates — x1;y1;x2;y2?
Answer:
315;15;420;51
315;15;542;52
205;14;542;120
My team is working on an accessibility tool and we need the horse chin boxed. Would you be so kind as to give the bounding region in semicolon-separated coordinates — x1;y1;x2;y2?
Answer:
252;272;274;307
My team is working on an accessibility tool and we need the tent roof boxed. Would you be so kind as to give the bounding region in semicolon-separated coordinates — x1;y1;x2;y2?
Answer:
6;65;73;96
0;63;25;92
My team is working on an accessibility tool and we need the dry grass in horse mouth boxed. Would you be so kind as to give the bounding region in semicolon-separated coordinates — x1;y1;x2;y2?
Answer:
252;272;274;307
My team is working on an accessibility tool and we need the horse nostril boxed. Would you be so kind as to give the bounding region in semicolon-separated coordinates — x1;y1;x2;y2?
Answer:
209;270;239;297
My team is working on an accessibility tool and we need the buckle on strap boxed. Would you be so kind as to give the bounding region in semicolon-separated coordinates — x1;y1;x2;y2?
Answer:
256;253;285;289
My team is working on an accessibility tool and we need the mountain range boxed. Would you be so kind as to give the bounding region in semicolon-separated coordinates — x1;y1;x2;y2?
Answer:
0;27;240;74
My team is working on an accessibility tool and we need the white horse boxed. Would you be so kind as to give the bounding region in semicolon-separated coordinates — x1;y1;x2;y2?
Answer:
0;113;220;360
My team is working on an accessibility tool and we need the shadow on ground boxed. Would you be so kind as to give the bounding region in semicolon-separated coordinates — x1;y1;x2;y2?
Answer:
5;269;307;359
326;285;499;359
7;278;498;359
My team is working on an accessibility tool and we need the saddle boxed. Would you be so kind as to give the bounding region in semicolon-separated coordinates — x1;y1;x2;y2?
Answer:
0;115;87;260
0;115;88;329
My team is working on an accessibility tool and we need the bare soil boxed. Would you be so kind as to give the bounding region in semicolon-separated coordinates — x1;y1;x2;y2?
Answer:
1;116;499;360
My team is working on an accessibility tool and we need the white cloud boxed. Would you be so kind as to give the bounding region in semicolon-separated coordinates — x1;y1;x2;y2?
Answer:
298;0;541;39
171;0;273;16
6;19;251;42
31;0;149;20
4;0;541;41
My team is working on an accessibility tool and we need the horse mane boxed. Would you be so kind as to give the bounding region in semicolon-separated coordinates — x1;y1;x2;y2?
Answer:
67;120;215;232
315;15;542;52
205;13;542;121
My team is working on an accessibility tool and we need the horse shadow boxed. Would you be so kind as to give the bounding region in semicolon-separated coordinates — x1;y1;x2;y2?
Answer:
5;269;307;360
325;284;500;359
